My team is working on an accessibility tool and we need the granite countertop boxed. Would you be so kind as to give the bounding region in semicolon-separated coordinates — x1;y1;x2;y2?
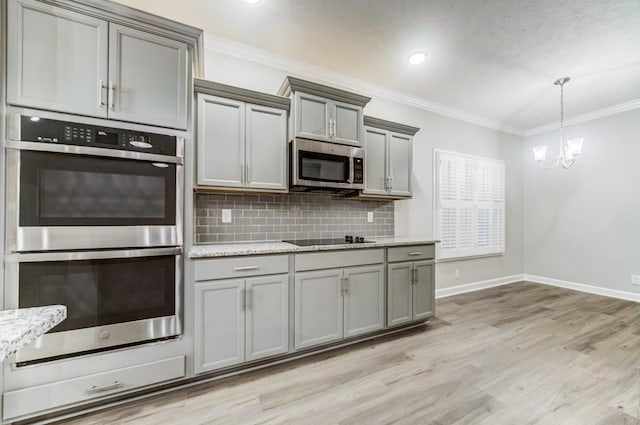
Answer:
0;305;67;362
189;237;438;258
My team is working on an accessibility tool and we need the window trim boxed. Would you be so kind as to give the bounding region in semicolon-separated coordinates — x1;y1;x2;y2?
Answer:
433;148;506;260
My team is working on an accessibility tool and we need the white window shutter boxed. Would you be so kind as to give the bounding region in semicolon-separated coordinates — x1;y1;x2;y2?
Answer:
436;151;505;259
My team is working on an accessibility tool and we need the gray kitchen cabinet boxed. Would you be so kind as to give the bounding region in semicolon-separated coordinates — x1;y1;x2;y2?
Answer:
294;249;385;349
279;76;371;146
194;274;289;373
197;94;245;188
194;279;245;372
386;245;435;327
107;24;188;129
343;265;385;338
7;0;108;118
362;116;420;198
387;261;434;326
6;0;188;129
294;269;344;349
387;244;435;326
193;254;290;374
195;80;289;192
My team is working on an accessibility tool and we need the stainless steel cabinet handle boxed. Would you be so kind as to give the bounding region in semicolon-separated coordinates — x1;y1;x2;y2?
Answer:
411;268;416;285
234;266;259;271
85;381;122;394
107;80;115;109
344;277;350;295
241;288;246;311
246;163;250;184
408;252;423;256
97;79;106;108
388;176;393;190
332;120;336;137
328;120;332;137
246;287;252;310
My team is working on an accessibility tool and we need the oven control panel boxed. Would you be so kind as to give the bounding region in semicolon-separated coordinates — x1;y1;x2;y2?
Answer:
16;115;177;156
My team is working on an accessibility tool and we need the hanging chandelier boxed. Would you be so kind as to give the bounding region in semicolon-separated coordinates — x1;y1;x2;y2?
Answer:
532;77;584;169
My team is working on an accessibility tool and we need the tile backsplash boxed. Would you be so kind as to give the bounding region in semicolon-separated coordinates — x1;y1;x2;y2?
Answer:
195;193;395;244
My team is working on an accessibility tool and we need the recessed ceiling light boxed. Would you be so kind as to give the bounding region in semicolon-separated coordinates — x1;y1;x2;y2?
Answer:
245;0;261;3
407;50;428;65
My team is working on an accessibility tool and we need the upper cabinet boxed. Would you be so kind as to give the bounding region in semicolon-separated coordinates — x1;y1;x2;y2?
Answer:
195;79;289;192
7;0;189;129
362;116;420;199
278;76;370;146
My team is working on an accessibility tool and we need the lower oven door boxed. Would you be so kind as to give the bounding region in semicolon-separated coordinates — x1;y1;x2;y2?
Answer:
5;247;182;365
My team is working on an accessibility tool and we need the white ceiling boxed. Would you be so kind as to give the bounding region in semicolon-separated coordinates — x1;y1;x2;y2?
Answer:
115;0;640;134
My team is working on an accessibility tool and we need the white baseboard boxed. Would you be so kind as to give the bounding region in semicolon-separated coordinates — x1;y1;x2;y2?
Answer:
435;274;524;299
524;274;640;303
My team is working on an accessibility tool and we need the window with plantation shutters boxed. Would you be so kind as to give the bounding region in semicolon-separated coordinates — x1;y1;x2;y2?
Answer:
435;150;505;259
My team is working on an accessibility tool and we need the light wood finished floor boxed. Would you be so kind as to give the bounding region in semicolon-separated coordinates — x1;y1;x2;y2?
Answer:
54;282;640;425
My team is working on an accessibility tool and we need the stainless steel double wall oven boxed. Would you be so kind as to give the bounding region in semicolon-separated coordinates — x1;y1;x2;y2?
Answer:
4;112;184;365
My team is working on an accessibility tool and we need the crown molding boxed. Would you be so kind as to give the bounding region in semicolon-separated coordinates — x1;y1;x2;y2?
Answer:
204;33;524;136
522;98;640;137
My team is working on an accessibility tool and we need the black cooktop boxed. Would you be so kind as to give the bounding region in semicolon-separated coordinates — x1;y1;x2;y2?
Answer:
284;237;374;246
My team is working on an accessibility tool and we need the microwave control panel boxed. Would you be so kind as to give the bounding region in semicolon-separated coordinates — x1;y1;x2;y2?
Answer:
353;157;364;184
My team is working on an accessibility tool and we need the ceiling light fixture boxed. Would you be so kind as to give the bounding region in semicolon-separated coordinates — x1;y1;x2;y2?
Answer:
407;50;427;65
245;0;261;3
533;77;584;169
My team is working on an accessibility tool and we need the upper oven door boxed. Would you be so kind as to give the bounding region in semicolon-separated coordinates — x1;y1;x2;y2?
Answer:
291;138;365;190
6;142;183;252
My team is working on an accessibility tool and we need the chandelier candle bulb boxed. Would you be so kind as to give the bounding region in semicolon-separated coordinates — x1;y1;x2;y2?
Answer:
532;77;584;169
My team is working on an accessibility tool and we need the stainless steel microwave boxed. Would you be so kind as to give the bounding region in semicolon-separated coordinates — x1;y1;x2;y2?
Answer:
289;138;365;193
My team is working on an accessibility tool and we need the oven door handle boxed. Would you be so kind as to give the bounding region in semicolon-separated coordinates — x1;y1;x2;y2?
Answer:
5;247;183;263
4;140;183;165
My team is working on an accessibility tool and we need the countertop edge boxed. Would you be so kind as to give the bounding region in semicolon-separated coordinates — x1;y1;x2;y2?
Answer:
189;239;439;259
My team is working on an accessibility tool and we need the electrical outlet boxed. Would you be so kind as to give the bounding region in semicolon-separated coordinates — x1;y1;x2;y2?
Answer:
221;209;232;223
454;269;460;280
367;211;374;223
632;275;640;286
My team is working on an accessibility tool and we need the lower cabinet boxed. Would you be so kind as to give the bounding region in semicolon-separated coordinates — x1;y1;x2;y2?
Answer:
294;265;385;349
194;274;289;374
388;261;435;326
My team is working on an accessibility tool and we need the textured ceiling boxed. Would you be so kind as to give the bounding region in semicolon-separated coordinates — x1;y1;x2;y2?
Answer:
114;0;640;133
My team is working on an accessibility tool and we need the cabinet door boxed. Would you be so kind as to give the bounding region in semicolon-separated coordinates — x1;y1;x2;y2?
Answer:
246;104;288;191
294;269;343;349
413;261;435;321
387;262;413;326
388;132;412;197
363;127;388;195
294;92;331;142
194;280;245;373
343;265;385;338
196;94;245;187
333;100;363;146
7;0;108;117
108;24;187;129
245;274;289;361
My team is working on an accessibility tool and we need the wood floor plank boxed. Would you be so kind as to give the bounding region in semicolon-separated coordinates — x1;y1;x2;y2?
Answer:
52;282;640;425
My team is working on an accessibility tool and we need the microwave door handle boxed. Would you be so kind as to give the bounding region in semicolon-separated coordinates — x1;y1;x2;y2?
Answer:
348;158;354;184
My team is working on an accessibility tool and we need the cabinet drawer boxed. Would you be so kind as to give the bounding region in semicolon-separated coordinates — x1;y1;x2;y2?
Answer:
387;245;435;262
194;255;289;281
295;249;384;272
3;356;185;420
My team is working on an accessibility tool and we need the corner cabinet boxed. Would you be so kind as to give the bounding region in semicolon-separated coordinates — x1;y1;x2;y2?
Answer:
362;116;420;199
193;255;290;374
196;80;289;192
278;76;371;146
6;0;188;129
386;245;435;327
294;249;385;349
